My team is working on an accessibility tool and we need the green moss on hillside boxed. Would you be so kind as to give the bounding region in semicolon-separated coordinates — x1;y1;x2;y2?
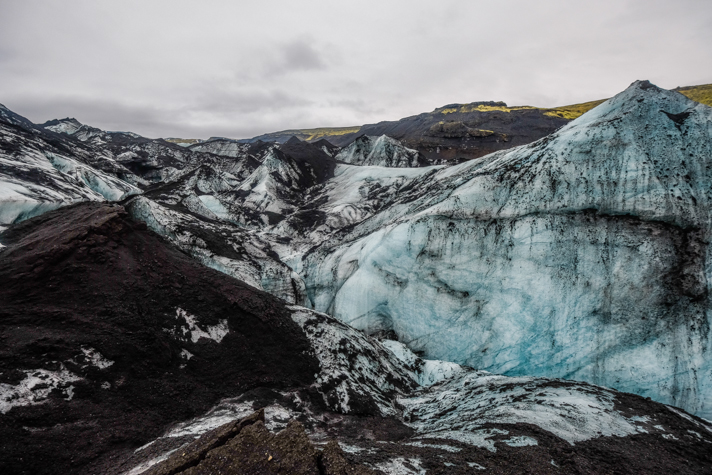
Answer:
675;84;712;107
541;84;712;120
541;99;608;120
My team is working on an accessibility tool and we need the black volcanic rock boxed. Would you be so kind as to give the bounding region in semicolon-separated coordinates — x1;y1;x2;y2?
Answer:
278;137;337;185
333;106;569;163
311;138;340;157
144;410;375;475
0;202;319;475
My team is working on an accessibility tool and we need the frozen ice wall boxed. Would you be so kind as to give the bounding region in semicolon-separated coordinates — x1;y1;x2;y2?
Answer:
303;81;712;419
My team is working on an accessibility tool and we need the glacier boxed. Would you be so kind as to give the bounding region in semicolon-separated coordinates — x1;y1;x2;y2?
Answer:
3;81;712;422
0;122;140;224
336;134;426;168
301;81;712;419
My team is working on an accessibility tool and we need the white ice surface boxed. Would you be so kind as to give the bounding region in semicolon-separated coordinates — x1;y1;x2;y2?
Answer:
0;366;81;413
399;370;653;445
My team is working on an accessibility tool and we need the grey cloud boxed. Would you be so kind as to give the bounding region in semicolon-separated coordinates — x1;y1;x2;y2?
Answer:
261;37;328;77
194;87;313;115
0;0;710;139
7;88;324;139
280;38;326;71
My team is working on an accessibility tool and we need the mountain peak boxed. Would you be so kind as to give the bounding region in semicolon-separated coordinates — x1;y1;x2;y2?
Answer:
42;117;83;127
41;117;85;135
628;79;658;91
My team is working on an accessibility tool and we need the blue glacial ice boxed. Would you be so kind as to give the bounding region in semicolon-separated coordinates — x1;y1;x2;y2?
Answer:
302;81;712;419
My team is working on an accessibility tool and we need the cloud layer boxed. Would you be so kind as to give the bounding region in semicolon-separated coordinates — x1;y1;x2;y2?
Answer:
1;0;711;139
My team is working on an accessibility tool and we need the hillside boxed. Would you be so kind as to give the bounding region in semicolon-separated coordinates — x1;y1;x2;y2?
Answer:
246;126;362;144
241;83;712;164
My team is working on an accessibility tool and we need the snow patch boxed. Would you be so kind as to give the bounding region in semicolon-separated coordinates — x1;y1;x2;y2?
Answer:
0;365;82;413
175;308;229;344
403;441;461;452
503;436;538;447
78;347;114;369
418;429;508;452
374;457;426;475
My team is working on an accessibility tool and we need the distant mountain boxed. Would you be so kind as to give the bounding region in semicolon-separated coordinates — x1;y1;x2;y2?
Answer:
244;126;361;144
242;83;712;164
335;135;429;167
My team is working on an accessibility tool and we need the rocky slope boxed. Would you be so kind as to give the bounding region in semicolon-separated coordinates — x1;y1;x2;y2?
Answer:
0;203;322;474
335;135;428;168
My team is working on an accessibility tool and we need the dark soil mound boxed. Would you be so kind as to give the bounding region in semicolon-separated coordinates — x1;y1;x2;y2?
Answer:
280;137;337;185
0;202;319;475
143;409;375;475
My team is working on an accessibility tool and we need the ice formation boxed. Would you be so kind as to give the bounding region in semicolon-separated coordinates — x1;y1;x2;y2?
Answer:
302;81;712;419
336;135;425;167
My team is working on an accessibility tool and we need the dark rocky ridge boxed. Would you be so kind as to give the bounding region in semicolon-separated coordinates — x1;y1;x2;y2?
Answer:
332;106;569;163
141;409;376;475
0;202;319;475
247;106;569;164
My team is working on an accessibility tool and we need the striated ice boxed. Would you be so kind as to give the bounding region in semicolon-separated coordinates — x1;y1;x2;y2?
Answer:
302;81;712;419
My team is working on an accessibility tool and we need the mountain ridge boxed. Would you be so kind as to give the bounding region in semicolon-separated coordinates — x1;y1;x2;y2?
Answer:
240;83;712;162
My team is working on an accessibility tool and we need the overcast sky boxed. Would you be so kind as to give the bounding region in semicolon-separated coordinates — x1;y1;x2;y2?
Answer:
1;0;711;139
